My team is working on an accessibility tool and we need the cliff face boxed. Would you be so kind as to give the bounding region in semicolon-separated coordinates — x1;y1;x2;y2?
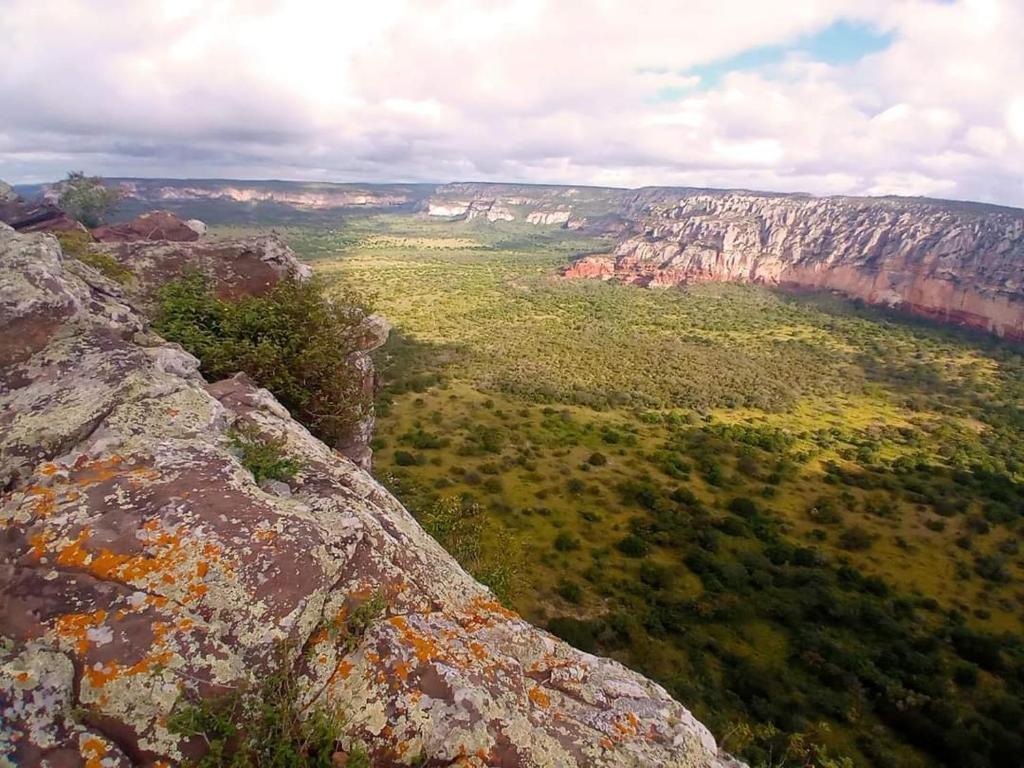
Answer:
0;224;732;768
88;179;432;212
563;191;1024;340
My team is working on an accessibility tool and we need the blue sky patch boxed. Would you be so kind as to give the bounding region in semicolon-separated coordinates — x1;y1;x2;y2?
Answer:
670;20;894;95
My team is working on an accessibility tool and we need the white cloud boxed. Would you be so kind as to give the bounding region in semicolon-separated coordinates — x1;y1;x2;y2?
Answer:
0;0;1022;206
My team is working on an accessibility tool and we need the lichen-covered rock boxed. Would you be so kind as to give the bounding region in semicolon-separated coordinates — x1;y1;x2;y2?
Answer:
94;232;312;306
0;224;733;767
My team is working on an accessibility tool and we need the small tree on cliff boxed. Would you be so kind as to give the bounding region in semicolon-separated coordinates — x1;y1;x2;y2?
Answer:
57;171;121;227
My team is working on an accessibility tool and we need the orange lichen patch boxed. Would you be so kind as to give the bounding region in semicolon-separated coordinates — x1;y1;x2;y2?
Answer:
469;596;517;620
458;597;519;633
467;641;488;661
393;660;411;682
187;583;209;601
26;486;57;518
151;621;172;645
253;528;278;543
309;627;330;646
528;686;551;709
55;529;93;567
195;561;209;578
599;737;614;750
72;455;125;487
39;463;59;476
83;650;174;688
335;659;354;680
387;616;441;663
29;530;53;558
14;671;31;683
611;713;640;740
81;736;108;768
128;467;161;486
365;651;381;665
53;610;108;655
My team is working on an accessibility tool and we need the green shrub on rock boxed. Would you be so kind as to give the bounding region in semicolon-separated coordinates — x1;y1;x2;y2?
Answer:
153;272;368;447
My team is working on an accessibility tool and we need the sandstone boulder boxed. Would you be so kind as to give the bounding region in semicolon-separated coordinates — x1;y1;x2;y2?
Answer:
92;211;203;243
0;197;87;235
0;223;732;767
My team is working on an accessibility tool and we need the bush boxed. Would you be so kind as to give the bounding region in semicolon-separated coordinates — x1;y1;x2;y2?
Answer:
153;273;369;447
56;230;133;283
394;450;421;467
587;452;608;466
229;424;303;485
837;527;874;551
616;534;649;557
554;531;581;551
168;641;370;768
56;171;121;228
557;580;583;604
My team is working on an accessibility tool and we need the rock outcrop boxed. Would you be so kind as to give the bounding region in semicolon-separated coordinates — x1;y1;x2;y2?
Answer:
563;191;1024;341
95;232;311;305
0;223;731;767
92;211;204;243
83;231;383;468
0;183;86;236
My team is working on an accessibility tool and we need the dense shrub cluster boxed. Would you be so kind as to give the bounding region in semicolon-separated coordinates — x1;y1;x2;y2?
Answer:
153;272;369;447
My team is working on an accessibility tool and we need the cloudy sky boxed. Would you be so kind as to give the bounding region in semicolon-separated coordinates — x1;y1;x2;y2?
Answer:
2;0;1023;206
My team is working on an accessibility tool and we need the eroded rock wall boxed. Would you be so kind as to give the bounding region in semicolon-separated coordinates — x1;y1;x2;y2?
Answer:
0;224;732;768
564;192;1024;340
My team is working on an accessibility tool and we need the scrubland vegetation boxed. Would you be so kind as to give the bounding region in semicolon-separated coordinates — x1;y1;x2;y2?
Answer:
212;215;1023;768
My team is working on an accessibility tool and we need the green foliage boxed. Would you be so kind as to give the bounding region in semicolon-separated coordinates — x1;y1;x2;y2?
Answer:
167;642;368;768
229;423;302;484
723;721;855;768
153;272;369;447
57;171;121;227
417;497;522;604
54;229;133;284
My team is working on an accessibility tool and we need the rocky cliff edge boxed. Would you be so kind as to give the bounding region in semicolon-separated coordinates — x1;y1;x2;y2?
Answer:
0;224;731;768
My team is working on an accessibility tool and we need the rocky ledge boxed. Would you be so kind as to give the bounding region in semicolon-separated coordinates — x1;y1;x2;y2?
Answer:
0;224;732;767
563;191;1024;341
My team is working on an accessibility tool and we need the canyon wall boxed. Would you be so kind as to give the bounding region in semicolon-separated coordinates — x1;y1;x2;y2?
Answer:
0;223;735;768
563;191;1024;341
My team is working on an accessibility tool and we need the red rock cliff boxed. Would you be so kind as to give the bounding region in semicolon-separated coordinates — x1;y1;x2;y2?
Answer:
563;192;1024;340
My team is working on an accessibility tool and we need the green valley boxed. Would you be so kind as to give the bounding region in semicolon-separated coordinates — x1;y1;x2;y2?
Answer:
214;215;1024;768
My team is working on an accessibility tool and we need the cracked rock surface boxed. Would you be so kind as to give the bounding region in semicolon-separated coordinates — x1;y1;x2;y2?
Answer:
0;224;732;767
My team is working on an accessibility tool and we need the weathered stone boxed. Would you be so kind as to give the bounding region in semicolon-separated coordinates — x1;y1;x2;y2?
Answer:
563;191;1024;340
0;224;734;767
93;233;312;306
92;211;203;243
0;197;87;236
